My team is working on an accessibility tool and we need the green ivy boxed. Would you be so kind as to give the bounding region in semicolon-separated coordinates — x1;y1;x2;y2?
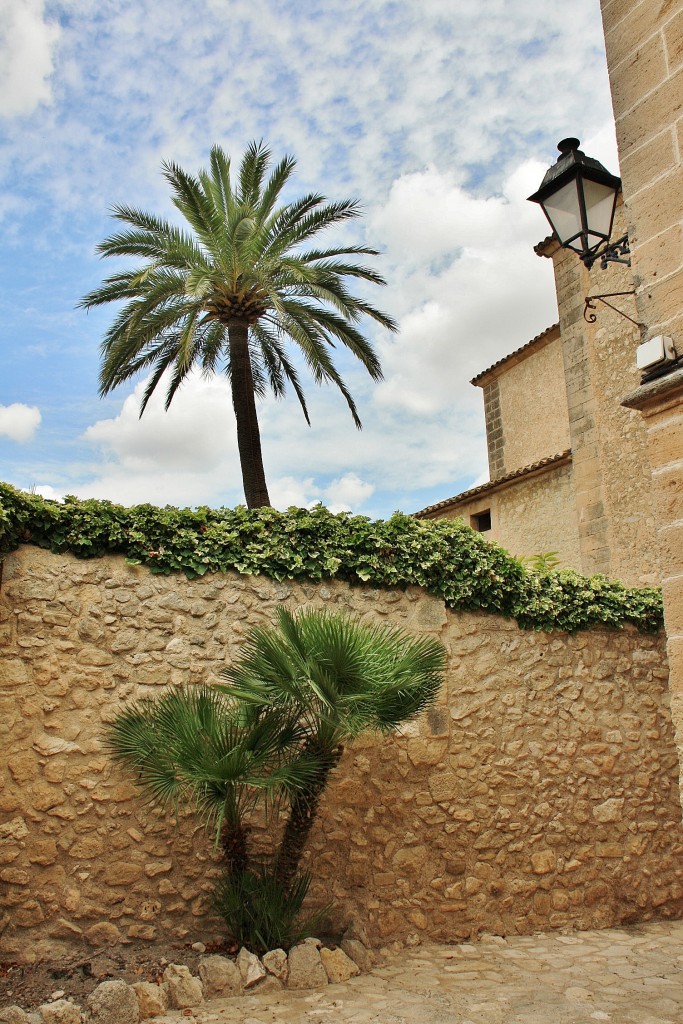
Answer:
0;482;663;633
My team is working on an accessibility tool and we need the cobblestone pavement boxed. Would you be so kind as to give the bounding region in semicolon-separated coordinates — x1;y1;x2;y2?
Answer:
182;920;683;1024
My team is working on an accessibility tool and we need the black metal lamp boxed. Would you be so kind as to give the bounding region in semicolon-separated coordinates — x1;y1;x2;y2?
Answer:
528;138;630;270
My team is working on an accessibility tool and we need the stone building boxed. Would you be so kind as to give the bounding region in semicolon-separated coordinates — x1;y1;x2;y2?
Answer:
415;200;662;589
598;0;683;796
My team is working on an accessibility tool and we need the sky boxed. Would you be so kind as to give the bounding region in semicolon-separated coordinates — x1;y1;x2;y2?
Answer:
0;0;619;518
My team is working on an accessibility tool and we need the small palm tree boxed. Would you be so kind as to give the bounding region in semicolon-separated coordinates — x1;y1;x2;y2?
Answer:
105;684;318;876
220;607;447;890
106;608;446;949
80;142;396;508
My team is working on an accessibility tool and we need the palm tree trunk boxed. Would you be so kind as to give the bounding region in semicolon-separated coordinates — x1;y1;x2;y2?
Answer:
274;744;343;892
221;820;251;877
227;324;271;508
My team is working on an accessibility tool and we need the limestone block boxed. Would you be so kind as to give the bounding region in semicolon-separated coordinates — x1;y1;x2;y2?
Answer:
162;964;203;1009
340;939;374;972
530;850;556;875
32;736;81;757
0;1007;32;1024
2;660;30;686
7;754;37;784
0;868;29;885
593;798;624;823
198;955;243;997
127;924;156;940
105;862;143;886
236;948;266;988
13;901;45;927
262;948;288;983
320;947;360;984
287;943;328;990
68;836;105;860
428;769;458;802
254;975;283;993
144;860;172;877
0;817;28;842
76;648;114;667
87;981;139;1024
83;922;122;946
131;983;166;1019
37;1001;82;1024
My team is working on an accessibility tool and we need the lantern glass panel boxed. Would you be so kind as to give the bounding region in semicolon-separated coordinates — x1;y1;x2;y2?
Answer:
583;178;617;241
542;178;583;245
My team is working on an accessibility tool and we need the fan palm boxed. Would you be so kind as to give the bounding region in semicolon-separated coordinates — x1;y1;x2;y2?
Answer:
105;684;318;876
220;607;447;890
80;142;396;508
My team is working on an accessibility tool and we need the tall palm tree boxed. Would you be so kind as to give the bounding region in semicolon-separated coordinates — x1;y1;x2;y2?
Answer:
80;142;396;508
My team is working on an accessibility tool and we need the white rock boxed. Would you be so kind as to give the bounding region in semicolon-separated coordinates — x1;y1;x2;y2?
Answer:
198;955;243;998
340;939;374;973
262;948;288;983
253;975;283;993
37;1000;82;1024
162;965;203;1009
87;981;139;1024
131;982;167;1019
191;942;206;953
0;1007;32;1024
236;948;266;988
320;947;360;984
287;943;328;990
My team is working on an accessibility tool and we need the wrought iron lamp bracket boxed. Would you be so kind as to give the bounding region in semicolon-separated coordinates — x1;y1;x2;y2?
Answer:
582;234;631;271
583;290;642;328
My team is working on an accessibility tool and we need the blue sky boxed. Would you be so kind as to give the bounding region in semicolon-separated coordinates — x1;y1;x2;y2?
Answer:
0;0;618;517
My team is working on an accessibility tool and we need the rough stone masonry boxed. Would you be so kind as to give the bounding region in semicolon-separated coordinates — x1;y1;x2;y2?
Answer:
1;546;682;962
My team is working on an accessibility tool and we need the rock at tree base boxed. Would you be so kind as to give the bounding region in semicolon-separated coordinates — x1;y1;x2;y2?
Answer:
262;948;289;983
132;982;167;1019
236;948;266;988
0;1008;31;1024
198;955;243;998
161;965;203;1009
87;981;139;1024
320;947;360;984
287;943;328;989
340;938;374;972
37;1002;82;1024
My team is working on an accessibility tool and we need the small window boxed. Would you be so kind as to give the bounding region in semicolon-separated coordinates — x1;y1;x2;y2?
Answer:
471;509;492;533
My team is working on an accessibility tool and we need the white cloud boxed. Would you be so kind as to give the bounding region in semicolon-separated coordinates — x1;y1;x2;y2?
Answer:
34;484;63;501
83;374;237;473
0;403;41;441
0;0;60;117
77;373;242;506
370;158;558;418
324;473;375;513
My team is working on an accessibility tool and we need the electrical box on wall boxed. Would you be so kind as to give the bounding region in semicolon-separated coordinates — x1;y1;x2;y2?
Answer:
636;335;677;371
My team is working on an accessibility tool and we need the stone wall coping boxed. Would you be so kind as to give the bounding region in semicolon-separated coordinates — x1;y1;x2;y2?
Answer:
621;366;683;413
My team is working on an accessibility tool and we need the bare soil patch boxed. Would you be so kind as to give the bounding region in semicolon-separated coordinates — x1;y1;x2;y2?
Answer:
0;940;234;1012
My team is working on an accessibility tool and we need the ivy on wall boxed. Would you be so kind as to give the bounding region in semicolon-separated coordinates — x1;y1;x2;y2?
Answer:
0;482;663;633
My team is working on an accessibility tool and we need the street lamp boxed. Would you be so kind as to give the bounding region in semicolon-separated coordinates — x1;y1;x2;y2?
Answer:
527;138;629;271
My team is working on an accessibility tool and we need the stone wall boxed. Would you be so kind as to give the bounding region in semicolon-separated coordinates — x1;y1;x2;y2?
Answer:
1;546;682;963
